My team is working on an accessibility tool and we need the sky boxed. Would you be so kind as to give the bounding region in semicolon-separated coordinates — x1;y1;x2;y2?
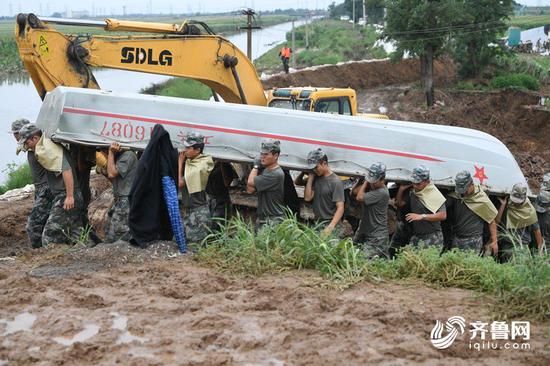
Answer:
1;0;548;17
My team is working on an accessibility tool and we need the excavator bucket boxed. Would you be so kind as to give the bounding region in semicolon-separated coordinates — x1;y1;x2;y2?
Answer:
37;87;528;196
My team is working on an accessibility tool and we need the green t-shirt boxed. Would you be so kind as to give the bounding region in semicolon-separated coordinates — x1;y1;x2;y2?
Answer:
358;186;389;238
113;151;138;197
312;173;344;221
254;166;285;221
45;149;80;195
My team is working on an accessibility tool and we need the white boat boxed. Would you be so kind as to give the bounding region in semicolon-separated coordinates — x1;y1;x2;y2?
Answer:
36;86;528;195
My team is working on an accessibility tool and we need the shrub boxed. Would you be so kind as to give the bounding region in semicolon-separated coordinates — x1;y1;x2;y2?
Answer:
0;163;33;195
490;73;540;91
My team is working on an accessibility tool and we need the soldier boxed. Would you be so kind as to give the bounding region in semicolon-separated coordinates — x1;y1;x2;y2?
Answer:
303;149;345;236
18;124;85;245
206;162;237;230
395;165;447;247
353;162;390;258
178;132;214;244
11;119;54;248
104;142;138;242
496;183;543;261
445;171;498;254
246;139;285;227
534;190;550;246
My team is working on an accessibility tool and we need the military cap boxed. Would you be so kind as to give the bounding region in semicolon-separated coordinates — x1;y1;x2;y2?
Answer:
410;165;430;184
17;123;41;145
455;170;474;195
534;190;550;213
366;162;386;183
306;148;327;169
183;131;205;147
260;138;281;154
509;183;528;204
542;173;550;192
10;118;30;133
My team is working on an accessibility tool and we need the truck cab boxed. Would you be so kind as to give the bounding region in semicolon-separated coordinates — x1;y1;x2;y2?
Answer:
266;87;388;119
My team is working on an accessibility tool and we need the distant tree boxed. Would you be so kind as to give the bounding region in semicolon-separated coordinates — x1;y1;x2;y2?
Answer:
452;0;513;79
329;0;385;23
384;0;460;106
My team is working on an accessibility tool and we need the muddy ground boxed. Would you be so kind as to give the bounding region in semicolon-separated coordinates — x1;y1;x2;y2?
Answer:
1;242;549;366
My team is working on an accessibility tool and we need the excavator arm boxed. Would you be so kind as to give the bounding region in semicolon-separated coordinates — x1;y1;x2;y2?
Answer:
15;13;267;105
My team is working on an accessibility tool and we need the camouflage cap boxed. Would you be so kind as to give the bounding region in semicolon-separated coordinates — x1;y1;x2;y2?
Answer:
260;138;281;154
455;170;473;195
10;118;30;134
509;183;528;204
183;131;205;147
306;148;326;169
17;123;41;145
410;165;430;184
542;172;550;192
534;190;550;213
366;162;386;183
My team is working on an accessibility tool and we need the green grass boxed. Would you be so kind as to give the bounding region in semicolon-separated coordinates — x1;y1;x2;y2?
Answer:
195;215;550;321
493;54;550;85
140;77;212;100
508;14;550;30
490;72;541;91
0;162;33;195
254;19;386;72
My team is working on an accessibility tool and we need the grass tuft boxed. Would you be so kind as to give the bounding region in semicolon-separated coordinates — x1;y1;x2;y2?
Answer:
196;215;550;321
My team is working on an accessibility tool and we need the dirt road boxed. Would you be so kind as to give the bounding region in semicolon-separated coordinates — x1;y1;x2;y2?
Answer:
1;243;549;365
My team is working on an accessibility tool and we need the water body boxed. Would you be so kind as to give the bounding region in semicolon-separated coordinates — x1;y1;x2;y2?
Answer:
0;19;305;182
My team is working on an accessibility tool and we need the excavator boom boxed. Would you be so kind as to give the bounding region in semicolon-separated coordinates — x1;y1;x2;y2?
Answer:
15;13;266;105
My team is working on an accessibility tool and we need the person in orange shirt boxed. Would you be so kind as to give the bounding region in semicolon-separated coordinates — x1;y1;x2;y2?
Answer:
278;43;292;74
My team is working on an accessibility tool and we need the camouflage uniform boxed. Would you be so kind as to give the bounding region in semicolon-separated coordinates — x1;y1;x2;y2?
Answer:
105;197;131;242
541;173;550;192
104;150;138;243
410;231;444;247
182;204;212;243
42;192;85;245
181;132;213;244
26;185;54;248
452;236;484;252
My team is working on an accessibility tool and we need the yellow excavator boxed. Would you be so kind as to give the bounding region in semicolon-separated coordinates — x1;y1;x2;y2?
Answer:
15;13;386;118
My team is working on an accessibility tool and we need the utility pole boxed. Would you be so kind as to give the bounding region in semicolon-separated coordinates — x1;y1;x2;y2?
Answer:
362;0;366;28
292;19;296;69
238;9;261;60
352;0;355;28
305;13;309;49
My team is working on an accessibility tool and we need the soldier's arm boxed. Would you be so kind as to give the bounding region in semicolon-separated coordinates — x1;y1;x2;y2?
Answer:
62;169;75;211
489;220;498;254
325;201;344;234
495;196;507;225
178;151;186;189
107;143;119;179
534;228;543;254
356;180;369;202
247;168;258;194
395;184;411;208
304;173;315;202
